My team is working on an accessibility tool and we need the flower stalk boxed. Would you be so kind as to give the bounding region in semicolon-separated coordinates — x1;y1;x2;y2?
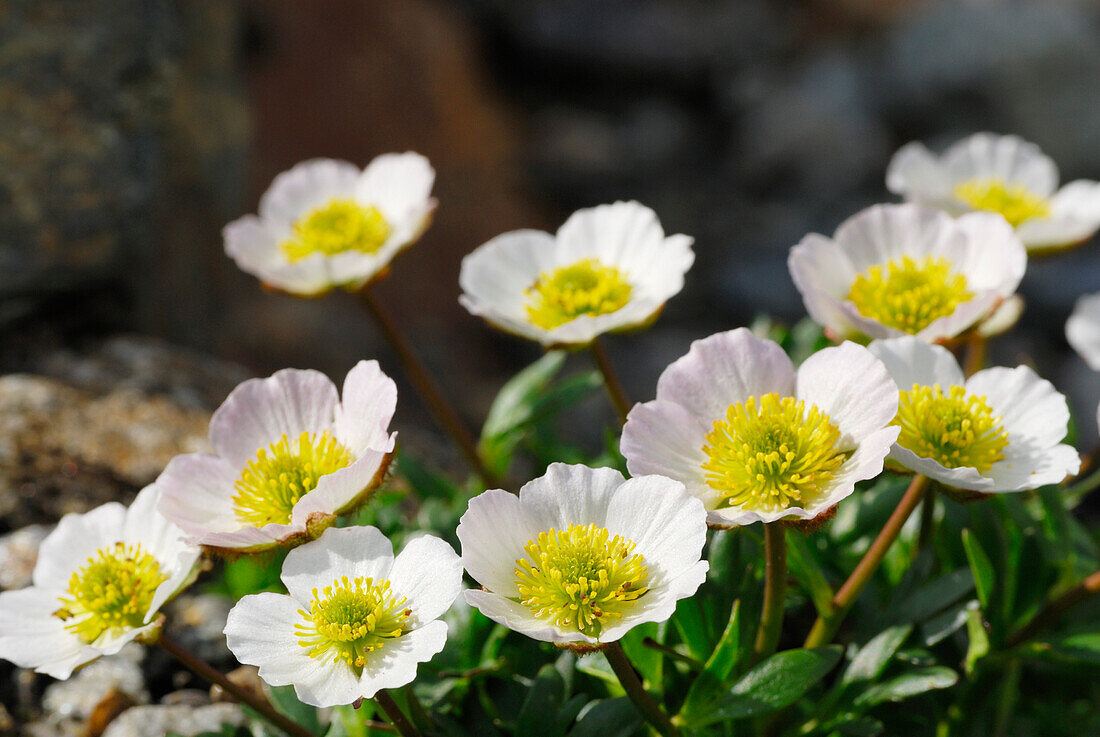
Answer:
752;523;788;664
804;474;930;648
589;337;632;424
1006;568;1100;648
158;632;319;737
375;689;423;737
604;641;683;737
359;286;497;487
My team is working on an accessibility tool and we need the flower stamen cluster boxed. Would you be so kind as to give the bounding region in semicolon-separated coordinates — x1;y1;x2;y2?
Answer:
847;255;973;333
280;199;392;262
515;523;649;638
894;383;1009;472
233;431;355;527
954;178;1050;227
53;542;167;644
701;393;845;514
295;575;411;673
525;259;633;329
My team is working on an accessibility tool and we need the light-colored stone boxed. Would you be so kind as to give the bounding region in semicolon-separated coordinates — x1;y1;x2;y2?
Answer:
0;523;50;589
101;703;245;737
41;645;148;720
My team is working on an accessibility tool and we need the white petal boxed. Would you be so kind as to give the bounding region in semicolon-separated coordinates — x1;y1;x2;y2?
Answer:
281;526;395;604
0;587;95;678
1067;292;1100;370
224;215;282;273
554;201;668;274
965;366;1071;450
943;133;1059;197
457;489;542;598
155;453;243;539
867;337;964;392
459;229;557;322
654;328;795;423
289;449;391;526
983;444;1080;492
596;561;709;643
463;589;588;646
795;342;898;447
385;535;462;627
334;360;397;456
209;369;340;467
1017;216;1100;252
886;141;954;201
123;484;201;616
621;400;717;510
33;503;126;589
355;152;435;228
949;212;1027;295
887;446;994;490
518;463;625;530
356;621;448;700
833;204;961;270
788;233;860;338
259;159;361;229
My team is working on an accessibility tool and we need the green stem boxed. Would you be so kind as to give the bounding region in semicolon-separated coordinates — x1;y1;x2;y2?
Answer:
589;338;632;425
804;475;930;648
992;658;1022;737
752;523;788;664
1006;568;1100;647
359;287;497;488
917;490;937;554
641;637;705;671
604;642;682;737
374;689;422;737
158;634;318;737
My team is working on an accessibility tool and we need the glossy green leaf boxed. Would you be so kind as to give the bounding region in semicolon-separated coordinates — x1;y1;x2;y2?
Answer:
265;685;323;734
962;529;995;612
516;664;567;737
681;600;742;720
787;532;835;616
569;698;643;737
853;667;958;706
841;625;913;686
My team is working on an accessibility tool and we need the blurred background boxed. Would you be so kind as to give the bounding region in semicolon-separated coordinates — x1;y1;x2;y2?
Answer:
4;0;1100;514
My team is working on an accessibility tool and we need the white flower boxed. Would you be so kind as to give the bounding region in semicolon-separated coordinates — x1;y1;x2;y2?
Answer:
157;361;396;553
887;133;1100;253
788;203;1025;343
620;328;899;527
459;201;694;348
224;526;461;707
457;463;708;646
1067;292;1100;371
0;485;200;679
868;336;1079;492
225;154;436;295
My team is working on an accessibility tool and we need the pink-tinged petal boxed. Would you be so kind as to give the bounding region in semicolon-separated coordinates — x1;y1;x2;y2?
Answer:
621;399;716;509
334;360;397;456
868;337;964;392
156;453;242;539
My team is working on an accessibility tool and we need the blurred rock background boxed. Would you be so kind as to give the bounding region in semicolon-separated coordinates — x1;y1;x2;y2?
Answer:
4;0;1100;478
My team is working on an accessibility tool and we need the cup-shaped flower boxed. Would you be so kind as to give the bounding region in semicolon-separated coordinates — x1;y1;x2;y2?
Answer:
224;154;436;296
887;133;1100;253
157;361;396;554
457;463;708;647
0;485;200;679
224;526;461;707
789;203;1025;343
459;201;694;348
868;336;1079;491
621;328;899;527
1067;292;1100;371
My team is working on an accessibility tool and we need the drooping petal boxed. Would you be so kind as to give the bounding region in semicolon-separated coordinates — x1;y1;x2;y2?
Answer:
1068;292;1100;371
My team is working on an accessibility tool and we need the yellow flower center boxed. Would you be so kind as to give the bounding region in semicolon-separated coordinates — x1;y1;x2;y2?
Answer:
847;255;973;334
295;576;410;673
894;383;1009;473
232;431;355;527
525;259;633;330
54;542;167;644
954;179;1050;227
514;523;648;638
701;393;846;514
280;199;391;262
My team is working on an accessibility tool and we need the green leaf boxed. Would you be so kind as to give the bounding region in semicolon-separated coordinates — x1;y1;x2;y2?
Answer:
569;698;643;737
265;685;323;735
671;597;711;661
1019;633;1100;664
841;625;913;687
685;647;843;727
681;601;742;720
516;664;567;737
853;667;958;706
964;604;990;676
787;532;835;616
481;351;566;439
962;529;995;612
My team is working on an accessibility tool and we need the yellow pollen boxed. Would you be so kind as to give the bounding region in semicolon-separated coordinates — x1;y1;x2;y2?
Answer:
701;393;846;514
847;255;973;334
232;431;355;527
280;198;391;262
54;542;166;644
954;178;1050;227
514;523;648;638
295;576;410;673
894;383;1009;473
525;258;633;330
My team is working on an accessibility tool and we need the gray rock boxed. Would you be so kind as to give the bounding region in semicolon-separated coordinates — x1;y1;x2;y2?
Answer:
41;645;148;720
101;703;245;737
164;594;235;669
0;523;49;590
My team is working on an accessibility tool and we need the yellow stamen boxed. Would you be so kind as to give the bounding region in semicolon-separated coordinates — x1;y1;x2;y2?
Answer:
295;576;409;673
54;542;166;644
701;393;846;514
232;431;355;527
280;199;391;262
515;523;648;638
954;179;1050;227
847;255;973;333
894;383;1008;472
525;259;633;330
